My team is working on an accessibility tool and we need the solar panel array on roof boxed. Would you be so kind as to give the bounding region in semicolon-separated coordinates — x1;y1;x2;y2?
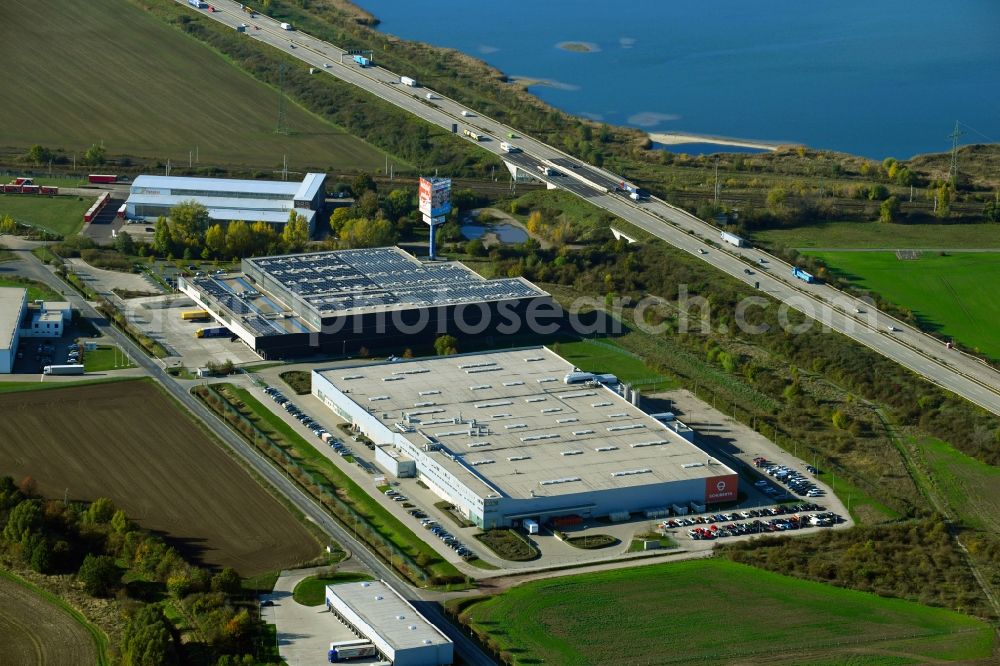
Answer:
190;277;285;336
245;248;546;315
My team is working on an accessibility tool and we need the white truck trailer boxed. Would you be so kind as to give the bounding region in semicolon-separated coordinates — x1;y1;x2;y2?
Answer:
400;76;417;87
43;364;84;376
721;231;749;247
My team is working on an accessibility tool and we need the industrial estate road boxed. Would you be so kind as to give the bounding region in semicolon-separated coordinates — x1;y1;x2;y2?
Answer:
184;0;1000;417
10;249;498;666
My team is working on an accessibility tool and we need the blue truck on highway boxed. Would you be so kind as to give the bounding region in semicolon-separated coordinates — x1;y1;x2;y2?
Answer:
791;267;817;283
353;55;370;67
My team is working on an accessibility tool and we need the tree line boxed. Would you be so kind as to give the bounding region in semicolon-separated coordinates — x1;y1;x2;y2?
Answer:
0;476;269;665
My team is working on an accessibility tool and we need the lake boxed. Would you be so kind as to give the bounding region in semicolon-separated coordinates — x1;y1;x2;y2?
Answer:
359;0;1000;158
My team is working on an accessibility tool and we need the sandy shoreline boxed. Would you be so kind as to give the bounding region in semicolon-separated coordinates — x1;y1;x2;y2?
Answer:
649;132;787;151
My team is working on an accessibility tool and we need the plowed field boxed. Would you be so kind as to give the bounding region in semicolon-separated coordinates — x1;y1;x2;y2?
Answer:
0;380;317;574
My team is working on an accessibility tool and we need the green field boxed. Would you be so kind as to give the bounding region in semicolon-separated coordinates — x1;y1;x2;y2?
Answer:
756;221;1000;249
553;339;678;391
916;437;1000;533
82;345;135;372
811;251;1000;359
456;559;995;665
0;0;386;171
292;572;373;606
0;195;91;236
0;276;62;301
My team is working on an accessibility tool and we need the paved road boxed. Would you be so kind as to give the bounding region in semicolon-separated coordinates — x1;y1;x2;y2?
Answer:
12;248;496;666
182;0;1000;417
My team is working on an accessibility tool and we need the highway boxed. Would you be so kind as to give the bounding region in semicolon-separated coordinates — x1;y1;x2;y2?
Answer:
12;251;495;666
183;0;1000;417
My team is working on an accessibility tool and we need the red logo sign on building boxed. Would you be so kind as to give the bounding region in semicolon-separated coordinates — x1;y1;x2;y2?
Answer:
704;474;738;503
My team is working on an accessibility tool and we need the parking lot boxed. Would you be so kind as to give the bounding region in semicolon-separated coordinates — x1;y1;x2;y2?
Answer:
238;372;855;573
122;294;261;367
262;568;383;666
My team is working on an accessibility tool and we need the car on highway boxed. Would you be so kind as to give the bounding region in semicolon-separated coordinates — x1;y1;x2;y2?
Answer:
697;248;707;254
324;62;330;67
887;325;901;332
744;268;754;275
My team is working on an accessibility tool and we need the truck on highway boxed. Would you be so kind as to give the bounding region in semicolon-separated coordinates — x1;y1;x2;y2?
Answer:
196;326;230;338
463;129;483;141
499;141;520;153
187;0;207;7
328;643;376;662
352;55;370;67
43;364;85;376
791;266;817;283
400;76;417;87
280;22;294;30
537;165;558;177
241;4;256;17
720;230;749;248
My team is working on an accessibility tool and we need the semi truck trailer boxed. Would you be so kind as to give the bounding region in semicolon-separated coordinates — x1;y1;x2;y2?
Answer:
791;266;817;283
43;364;85;376
400;76;417;87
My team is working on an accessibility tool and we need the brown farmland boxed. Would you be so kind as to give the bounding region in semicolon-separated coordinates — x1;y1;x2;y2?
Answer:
0;574;98;666
0;380;318;575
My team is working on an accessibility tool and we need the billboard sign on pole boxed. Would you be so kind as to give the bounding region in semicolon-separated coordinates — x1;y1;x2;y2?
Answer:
419;177;452;220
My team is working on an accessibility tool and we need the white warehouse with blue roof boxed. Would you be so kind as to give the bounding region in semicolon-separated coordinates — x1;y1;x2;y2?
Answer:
125;172;326;234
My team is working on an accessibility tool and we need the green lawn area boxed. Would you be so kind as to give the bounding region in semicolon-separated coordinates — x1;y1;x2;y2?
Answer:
292;572;373;606
552;339;678;391
0;195;91;236
915;436;1000;533
455;559;995;665
809;251;1000;359
224;386;464;583
83;346;135;372
756;221;1000;249
0;0;387;171
0;276;62;301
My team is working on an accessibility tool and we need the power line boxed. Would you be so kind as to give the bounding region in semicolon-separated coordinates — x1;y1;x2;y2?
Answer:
275;63;290;136
948;121;963;187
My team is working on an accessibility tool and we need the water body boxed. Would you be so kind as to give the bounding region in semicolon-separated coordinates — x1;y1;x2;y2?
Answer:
461;222;529;244
360;0;1000;158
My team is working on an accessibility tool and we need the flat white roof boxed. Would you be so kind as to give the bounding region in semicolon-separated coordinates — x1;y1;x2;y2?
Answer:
0;287;26;351
327;580;451;652
131;174;303;196
316;347;733;500
294;172;325;202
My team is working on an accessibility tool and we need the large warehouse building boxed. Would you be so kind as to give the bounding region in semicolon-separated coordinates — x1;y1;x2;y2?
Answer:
0;287;27;373
312;347;739;528
325;580;453;666
179;247;552;359
125;173;326;233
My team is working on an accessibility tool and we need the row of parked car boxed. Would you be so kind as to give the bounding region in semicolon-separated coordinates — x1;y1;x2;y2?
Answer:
754;457;825;498
674;510;843;540
663;503;827;529
261;385;352;457
412;514;474;559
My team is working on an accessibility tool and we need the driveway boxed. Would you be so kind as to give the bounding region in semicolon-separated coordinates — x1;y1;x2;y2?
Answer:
262;567;377;666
